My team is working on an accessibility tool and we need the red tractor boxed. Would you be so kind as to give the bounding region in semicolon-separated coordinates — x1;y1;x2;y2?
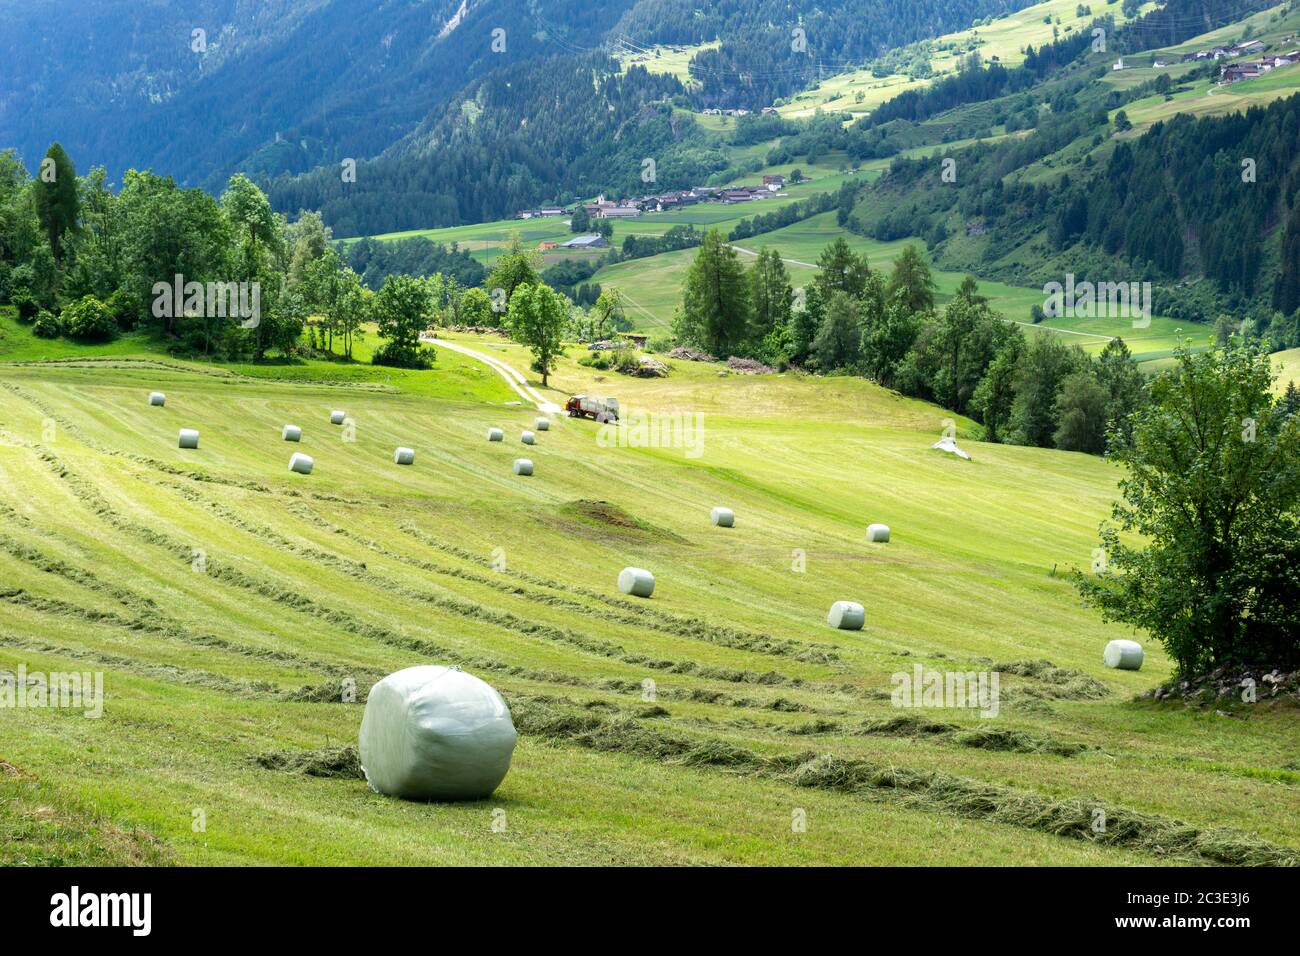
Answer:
566;395;620;422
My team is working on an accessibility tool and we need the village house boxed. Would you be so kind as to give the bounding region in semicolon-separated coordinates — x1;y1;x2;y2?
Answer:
516;206;567;219
561;234;609;249
1222;61;1265;83
1181;46;1230;62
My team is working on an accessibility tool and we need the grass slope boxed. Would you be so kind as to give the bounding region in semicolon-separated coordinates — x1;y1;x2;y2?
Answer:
1;332;1297;865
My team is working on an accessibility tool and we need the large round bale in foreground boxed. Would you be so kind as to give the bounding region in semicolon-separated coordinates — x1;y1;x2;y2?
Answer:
710;506;735;528
178;428;199;449
359;665;517;801
512;458;533;476
618;567;655;598
827;601;865;631
282;425;302;442
1103;639;1144;671
329;410;346;425
394;446;415;466
148;392;166;407
288;452;314;475
487;427;504;442
866;523;890;543
534;417;550;431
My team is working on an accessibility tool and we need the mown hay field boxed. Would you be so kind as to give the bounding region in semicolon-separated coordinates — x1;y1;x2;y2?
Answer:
1;335;1297;865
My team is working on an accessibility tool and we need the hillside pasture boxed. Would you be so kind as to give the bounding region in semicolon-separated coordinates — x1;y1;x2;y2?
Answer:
1;336;1297;865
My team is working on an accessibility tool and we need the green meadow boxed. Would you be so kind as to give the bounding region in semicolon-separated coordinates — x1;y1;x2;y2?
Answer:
590;212;1197;364
2;324;1297;865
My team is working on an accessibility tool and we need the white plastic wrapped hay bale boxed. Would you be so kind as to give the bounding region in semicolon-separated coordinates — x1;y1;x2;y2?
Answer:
289;452;314;475
394;446;415;466
867;523;890;543
512;458;533;476
618;567;655;598
827;601;864;631
330;410;346;425
534;417;550;431
282;425;302;442
710;507;735;528
1103;639;1144;671
178;428;199;449
359;665;517;801
487;427;503;442
521;430;536;445
148;392;166;407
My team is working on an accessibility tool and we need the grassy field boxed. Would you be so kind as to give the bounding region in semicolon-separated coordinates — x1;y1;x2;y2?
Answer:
1273;346;1300;394
592;211;1201;363
1;323;1297;866
617;41;718;88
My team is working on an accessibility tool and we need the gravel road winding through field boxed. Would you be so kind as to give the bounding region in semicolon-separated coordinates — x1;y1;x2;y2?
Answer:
422;335;562;413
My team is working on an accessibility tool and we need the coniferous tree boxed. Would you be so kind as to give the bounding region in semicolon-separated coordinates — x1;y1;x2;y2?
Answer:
747;247;793;349
887;244;937;314
813;291;863;371
33;143;78;265
676;229;751;357
814;237;870;301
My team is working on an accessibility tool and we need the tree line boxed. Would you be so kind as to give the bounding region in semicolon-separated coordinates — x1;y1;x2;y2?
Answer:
0;143;636;371
673;231;1149;453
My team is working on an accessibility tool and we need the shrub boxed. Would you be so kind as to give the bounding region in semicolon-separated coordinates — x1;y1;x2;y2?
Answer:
11;290;37;322
104;289;136;330
61;296;118;342
33;309;61;338
371;341;434;369
613;348;641;375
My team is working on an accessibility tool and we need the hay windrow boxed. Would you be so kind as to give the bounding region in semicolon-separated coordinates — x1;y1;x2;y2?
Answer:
0;631;307;701
394;521;840;664
29;444;817;706
251;746;364;778
2;382;367;504
149;483;811;689
719;712;1092;757
0;537;371;682
511;701;1297;866
994;659;1112;701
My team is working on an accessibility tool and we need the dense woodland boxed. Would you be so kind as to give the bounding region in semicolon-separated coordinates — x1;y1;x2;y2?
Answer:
614;0;1038;107
852;85;1300;344
0;0;636;190
267;56;713;236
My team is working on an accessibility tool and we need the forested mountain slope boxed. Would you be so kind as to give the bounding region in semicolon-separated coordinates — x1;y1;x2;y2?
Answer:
0;0;634;188
0;0;1042;208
